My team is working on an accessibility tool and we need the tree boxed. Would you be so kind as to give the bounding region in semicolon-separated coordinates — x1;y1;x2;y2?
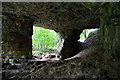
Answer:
32;26;59;53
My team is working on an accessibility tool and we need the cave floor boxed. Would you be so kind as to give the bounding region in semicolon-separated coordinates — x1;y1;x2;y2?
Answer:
2;52;120;80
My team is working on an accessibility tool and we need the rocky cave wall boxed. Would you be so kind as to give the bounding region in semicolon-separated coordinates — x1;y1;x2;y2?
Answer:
2;2;100;59
2;2;120;60
1;2;120;79
2;14;33;58
28;3;120;79
99;2;120;63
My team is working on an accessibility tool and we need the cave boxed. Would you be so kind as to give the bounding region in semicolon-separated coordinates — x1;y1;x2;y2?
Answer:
1;2;120;79
32;26;62;61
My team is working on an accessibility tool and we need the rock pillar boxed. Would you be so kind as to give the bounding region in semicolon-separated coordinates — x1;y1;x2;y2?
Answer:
61;29;83;59
2;14;33;58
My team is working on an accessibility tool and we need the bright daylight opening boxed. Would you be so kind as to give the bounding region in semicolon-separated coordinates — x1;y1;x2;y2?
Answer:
32;27;98;61
78;28;98;42
32;26;62;61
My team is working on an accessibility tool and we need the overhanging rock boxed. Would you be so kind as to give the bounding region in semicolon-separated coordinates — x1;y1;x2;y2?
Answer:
2;2;101;58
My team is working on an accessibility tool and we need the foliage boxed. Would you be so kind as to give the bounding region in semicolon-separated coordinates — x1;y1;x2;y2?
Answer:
32;26;59;54
78;29;98;42
32;26;98;54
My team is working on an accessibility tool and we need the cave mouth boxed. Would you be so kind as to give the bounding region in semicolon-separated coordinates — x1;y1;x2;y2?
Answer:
32;26;63;60
32;26;59;54
78;28;98;42
64;28;99;60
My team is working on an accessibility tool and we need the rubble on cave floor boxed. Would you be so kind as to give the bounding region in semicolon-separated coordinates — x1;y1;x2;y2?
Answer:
2;51;120;79
32;52;61;62
2;56;62;79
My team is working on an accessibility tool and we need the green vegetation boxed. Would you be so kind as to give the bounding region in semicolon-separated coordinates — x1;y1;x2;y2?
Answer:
32;26;59;54
78;29;98;42
32;26;98;54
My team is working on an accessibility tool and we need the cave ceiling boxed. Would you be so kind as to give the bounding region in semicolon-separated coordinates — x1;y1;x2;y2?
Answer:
2;2;102;32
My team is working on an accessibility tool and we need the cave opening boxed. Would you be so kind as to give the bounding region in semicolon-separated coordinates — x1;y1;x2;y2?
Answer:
78;28;98;42
32;26;63;61
63;28;99;60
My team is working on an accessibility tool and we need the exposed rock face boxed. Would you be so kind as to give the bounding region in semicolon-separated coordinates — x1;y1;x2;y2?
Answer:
61;29;83;59
2;14;33;58
1;2;120;79
2;2;100;33
2;2;100;58
84;30;98;45
99;3;120;62
65;30;99;60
